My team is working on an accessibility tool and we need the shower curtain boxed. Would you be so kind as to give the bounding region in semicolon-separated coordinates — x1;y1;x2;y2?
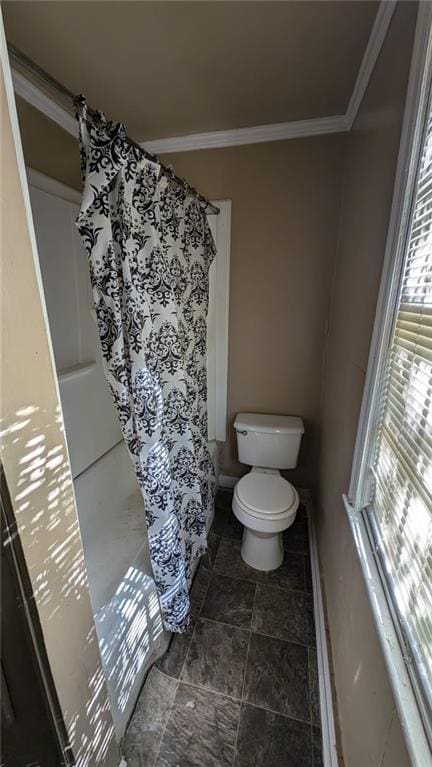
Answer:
74;98;216;632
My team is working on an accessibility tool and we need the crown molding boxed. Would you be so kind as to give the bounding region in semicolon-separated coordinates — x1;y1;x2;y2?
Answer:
345;0;396;130
10;0;393;152
141;115;348;154
12;68;78;137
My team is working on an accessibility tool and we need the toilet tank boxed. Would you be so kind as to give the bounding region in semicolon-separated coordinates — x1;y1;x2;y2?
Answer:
234;413;304;470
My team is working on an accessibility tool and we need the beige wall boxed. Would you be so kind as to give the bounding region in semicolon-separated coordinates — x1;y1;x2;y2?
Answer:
164;136;346;486
0;63;118;766
318;3;417;765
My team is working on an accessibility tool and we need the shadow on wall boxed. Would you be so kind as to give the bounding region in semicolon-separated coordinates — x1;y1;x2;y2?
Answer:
1;403;161;763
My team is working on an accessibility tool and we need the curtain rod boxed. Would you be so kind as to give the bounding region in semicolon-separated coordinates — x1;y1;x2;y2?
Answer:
8;44;219;215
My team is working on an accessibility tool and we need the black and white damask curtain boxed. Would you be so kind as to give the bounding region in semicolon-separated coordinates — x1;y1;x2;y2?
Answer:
74;98;216;632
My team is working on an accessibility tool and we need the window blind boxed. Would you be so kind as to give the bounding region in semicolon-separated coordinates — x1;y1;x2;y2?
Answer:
371;95;432;721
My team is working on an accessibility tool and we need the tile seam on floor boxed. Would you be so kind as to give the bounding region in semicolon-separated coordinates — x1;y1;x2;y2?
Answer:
232;579;257;765
177;616;199;683
245;625;312;651
151;676;180;767
212;567;257;585
195;614;251;634
256;580;311;596
197;563;213;616
174;676;243;704
238;698;316;729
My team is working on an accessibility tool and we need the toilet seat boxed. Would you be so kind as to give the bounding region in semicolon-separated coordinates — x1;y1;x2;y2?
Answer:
234;472;298;520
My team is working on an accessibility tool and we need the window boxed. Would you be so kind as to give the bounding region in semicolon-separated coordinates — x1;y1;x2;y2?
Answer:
370;90;432;730
347;7;432;762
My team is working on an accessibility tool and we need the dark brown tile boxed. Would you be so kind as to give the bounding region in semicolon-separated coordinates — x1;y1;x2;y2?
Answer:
222;512;243;541
156;682;240;767
202;572;255;628
215;488;234;511
201;530;221;570
252;583;309;645
304;555;313;594
211;505;228;536
283;508;309;554
244;633;310;721
308;647;320;726
190;565;210;617
181;618;249;697
156;622;195;679
214;537;259;582
312;726;323;767
307;595;316;647
258;550;305;592
235;704;313;767
123;667;177;767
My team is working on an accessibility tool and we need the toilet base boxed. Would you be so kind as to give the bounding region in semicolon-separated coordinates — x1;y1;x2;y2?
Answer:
241;527;284;571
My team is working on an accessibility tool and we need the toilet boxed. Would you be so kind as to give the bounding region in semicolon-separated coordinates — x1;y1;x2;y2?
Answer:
232;413;304;571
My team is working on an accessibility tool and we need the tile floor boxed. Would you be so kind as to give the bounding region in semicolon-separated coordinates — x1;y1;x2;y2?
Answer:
123;489;322;767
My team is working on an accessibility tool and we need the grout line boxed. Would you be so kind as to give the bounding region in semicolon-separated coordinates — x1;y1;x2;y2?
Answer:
176;677;242;704
152;675;180;767
197;564;213;615
247;625;311;651
196;615;251;634
212;566;258;585
241;699;315;729
232;581;255;764
255;578;313;597
311;722;316;767
177;619;198;683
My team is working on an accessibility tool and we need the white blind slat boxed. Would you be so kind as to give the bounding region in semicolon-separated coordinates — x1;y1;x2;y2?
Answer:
370;101;432;711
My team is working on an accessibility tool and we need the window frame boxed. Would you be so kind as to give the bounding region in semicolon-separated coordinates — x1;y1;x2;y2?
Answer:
345;5;432;765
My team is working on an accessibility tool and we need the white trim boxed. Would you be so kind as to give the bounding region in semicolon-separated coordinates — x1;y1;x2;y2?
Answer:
343;496;432;766
349;2;432;509
207;200;231;444
218;473;238;489
141;116;348;154
212;200;231;443
304;491;339;767
11;68;78;138
26;167;81;205
345;1;397;130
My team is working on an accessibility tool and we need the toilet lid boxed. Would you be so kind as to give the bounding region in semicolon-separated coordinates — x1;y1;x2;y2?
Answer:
235;473;296;515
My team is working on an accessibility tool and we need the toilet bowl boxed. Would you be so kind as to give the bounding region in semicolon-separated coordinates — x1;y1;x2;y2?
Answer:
233;470;299;570
232;412;304;571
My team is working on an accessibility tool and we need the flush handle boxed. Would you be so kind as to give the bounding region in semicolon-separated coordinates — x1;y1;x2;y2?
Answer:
238;430;248;436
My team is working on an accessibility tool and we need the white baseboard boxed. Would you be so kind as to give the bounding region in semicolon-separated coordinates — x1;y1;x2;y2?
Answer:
218;473;239;489
303;492;339;766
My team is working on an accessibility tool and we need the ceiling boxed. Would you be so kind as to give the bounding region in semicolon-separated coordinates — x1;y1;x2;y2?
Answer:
3;1;379;142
